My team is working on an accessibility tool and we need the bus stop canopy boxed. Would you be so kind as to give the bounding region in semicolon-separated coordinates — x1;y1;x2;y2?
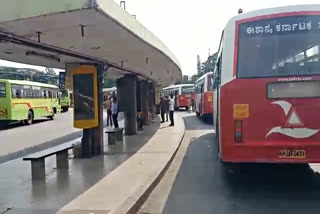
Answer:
0;0;182;85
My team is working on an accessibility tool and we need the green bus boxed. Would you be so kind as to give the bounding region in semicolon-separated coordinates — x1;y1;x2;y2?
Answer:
59;89;71;112
0;79;60;125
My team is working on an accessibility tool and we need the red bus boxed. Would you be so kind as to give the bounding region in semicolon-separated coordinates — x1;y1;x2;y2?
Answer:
162;84;194;110
213;5;320;163
195;72;213;119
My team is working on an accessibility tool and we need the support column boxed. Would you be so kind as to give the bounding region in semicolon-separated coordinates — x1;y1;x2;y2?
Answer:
148;82;155;120
136;80;142;113
117;74;137;135
141;80;150;125
81;128;92;158
92;64;104;155
155;84;161;114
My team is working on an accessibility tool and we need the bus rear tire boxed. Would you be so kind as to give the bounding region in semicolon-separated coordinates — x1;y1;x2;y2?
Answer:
62;107;68;112
48;108;56;120
25;110;34;125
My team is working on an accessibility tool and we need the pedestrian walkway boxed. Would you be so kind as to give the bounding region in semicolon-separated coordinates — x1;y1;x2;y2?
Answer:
58;113;185;214
0;113;184;214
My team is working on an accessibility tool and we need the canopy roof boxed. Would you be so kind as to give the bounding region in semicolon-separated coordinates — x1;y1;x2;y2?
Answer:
0;0;182;85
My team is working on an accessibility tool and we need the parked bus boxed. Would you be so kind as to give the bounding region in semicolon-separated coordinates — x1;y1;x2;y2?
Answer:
0;79;60;125
213;5;320;163
162;84;194;111
194;72;213;119
59;89;71;112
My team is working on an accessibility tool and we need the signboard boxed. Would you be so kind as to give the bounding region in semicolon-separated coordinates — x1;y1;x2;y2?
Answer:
234;104;249;119
73;65;98;128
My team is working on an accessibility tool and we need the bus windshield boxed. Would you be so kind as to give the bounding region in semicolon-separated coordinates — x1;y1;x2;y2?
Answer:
181;87;194;94
60;89;68;97
237;15;320;78
0;82;5;98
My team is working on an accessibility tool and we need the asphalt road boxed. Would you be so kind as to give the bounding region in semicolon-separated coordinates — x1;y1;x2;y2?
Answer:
163;114;320;214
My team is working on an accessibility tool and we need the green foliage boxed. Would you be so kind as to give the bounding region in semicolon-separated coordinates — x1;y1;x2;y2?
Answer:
200;52;217;76
45;67;56;76
175;52;217;85
0;66;58;86
103;77;116;88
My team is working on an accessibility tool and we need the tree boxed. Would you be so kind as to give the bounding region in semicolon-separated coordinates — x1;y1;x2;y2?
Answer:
45;67;56;76
199;52;218;75
190;74;198;84
182;75;189;84
103;77;116;88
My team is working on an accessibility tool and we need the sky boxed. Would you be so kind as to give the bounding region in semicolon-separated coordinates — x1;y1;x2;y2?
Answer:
0;0;319;76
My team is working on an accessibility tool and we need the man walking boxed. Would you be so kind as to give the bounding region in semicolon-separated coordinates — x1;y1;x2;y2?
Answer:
169;94;175;126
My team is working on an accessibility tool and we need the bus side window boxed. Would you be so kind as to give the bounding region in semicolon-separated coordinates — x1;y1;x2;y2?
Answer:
214;56;222;87
0;82;5;98
48;90;53;99
43;88;47;98
12;84;21;98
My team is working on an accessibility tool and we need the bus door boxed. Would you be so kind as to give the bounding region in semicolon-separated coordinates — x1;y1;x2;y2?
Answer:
174;89;178;109
200;83;204;115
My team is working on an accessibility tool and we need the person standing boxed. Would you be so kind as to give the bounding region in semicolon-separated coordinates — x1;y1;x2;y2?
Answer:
164;96;170;122
104;96;113;127
169;94;175;126
160;97;166;123
112;96;119;128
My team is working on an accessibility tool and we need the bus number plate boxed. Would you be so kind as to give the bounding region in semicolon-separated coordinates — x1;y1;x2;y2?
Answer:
279;150;305;159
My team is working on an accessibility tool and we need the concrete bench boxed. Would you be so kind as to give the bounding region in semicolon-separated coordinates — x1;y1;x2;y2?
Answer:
105;127;124;145
23;144;73;180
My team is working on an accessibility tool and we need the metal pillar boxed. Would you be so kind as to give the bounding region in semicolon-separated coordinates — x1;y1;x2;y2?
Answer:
117;74;137;135
141;80;149;125
92;64;104;155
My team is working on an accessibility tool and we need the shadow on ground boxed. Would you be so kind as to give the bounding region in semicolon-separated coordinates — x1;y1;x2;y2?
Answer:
183;113;213;131
0;118;50;131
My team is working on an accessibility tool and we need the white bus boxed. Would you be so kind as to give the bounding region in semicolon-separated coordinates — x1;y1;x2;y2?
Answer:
162;84;194;110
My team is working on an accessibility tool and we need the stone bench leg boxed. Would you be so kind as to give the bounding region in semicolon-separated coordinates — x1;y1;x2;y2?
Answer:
31;159;45;180
116;131;123;142
56;150;69;169
108;133;116;145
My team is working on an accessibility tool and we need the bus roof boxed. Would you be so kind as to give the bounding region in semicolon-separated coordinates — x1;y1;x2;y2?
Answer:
226;4;320;28
163;84;194;90
103;87;117;92
0;79;58;88
195;72;213;84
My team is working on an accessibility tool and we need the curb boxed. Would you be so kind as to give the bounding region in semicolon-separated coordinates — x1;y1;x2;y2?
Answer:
124;116;186;214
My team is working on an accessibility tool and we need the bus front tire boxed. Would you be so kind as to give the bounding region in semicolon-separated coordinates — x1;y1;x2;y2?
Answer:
25;110;34;125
